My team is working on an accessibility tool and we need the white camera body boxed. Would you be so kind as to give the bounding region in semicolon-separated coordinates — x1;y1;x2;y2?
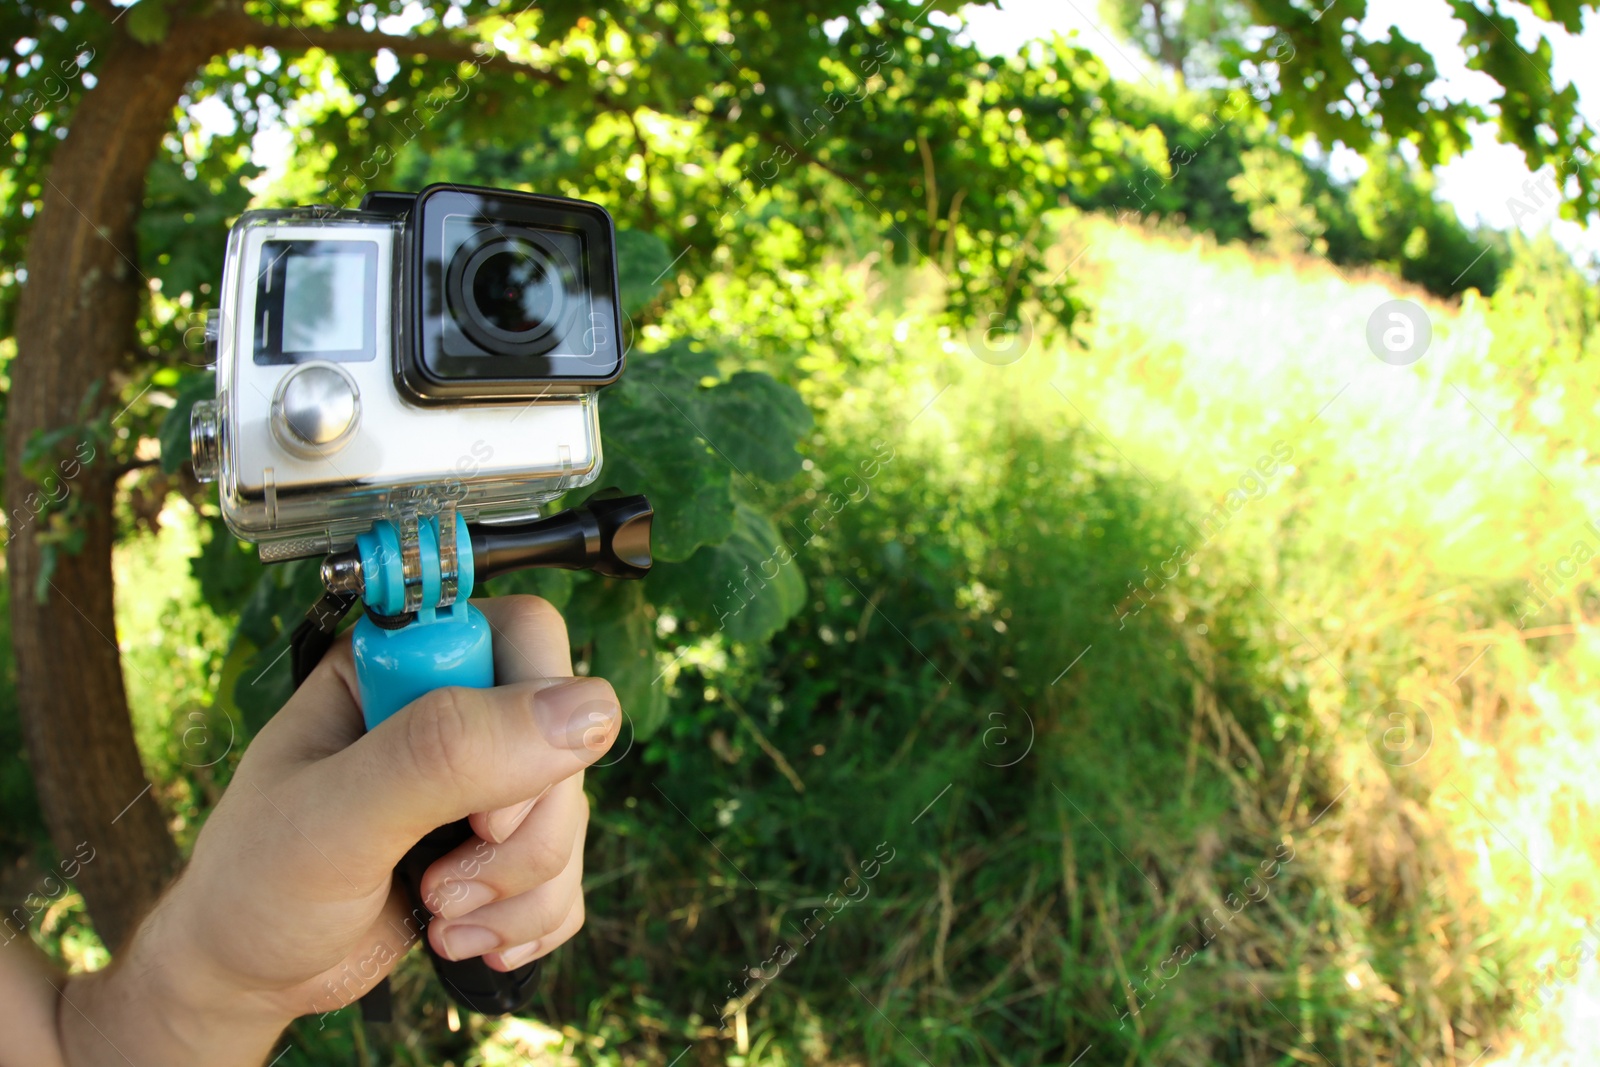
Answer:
191;185;627;561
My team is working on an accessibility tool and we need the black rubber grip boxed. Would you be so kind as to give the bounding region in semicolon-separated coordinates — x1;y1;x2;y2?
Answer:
396;818;542;1016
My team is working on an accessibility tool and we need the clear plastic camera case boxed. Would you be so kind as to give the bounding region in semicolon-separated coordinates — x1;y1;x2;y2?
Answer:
198;206;604;561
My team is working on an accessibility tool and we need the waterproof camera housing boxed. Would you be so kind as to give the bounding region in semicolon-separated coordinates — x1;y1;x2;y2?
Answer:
190;184;625;561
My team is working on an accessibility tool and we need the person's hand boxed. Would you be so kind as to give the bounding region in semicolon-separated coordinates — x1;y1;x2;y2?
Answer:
57;595;620;1067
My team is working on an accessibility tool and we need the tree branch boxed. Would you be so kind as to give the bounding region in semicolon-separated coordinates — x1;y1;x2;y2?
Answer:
214;14;567;91
113;456;160;478
623;107;662;230
759;128;864;189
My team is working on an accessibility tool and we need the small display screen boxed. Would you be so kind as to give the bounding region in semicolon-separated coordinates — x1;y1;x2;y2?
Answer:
282;252;368;352
254;239;378;365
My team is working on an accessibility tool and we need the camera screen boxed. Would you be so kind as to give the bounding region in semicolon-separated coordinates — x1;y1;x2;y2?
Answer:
283;252;367;353
254;240;378;365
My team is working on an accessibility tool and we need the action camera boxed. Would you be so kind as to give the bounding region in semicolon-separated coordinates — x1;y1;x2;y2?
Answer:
190;183;625;561
187;183;652;1020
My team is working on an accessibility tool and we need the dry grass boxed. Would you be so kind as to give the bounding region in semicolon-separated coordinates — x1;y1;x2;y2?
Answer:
1041;212;1600;1064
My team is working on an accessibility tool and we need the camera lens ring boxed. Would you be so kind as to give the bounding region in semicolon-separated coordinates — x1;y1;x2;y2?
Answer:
462;239;566;344
445;228;576;356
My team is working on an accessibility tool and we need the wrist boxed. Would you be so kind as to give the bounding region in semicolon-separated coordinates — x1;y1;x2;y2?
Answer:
62;884;288;1067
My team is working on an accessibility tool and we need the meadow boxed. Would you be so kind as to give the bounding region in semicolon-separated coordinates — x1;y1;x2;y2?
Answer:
5;203;1594;1065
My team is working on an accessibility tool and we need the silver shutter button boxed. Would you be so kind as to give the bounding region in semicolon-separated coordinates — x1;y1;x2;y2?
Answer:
271;362;360;454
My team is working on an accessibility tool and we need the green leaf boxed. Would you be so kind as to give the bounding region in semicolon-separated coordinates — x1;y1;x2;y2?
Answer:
647;500;805;643
234;630;295;737
593;349;812;566
124;0;170;44
600;363;736;563
571;580;670;740
140;158;259;298
479;566;576;613
627;340;720;391
159;371;215;474
236;557;324;650
191;514;265;617
700;371;812;483
228;557;327;730
615;228;676;315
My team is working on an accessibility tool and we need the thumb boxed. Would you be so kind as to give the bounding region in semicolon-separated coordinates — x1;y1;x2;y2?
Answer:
301;676;620;873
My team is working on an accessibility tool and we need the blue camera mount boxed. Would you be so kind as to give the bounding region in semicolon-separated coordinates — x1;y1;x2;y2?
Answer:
345;508;492;729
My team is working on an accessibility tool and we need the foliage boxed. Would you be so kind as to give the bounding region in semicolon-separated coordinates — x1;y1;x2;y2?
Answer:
1344;148;1512;296
1098;0;1252;88
112;500;235;848
4;1;1600;1065
73;218;1589;1065
1479;230;1600;470
1104;0;1600;220
1065;81;1511;298
139;156;260;300
0;6;108;338
482;212;1596;1065
1226;142;1330;257
1482;231;1600;386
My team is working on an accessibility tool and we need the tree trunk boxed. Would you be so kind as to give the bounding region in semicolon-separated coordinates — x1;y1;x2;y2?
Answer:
1147;0;1187;89
4;21;245;952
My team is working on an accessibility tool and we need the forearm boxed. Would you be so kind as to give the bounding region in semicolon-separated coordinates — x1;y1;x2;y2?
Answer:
0;934;69;1067
54;891;288;1067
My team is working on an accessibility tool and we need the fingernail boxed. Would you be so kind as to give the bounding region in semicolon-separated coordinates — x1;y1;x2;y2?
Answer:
494;939;541;970
535;679;620;750
484;798;536;844
439;924;499;961
436;879;496;920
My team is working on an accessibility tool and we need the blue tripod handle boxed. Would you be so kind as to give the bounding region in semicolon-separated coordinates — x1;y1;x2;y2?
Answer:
348;514;542;1016
329;495;654;1018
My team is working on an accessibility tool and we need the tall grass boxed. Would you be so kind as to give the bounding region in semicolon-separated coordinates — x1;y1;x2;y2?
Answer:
600;210;1599;1064
15;210;1600;1065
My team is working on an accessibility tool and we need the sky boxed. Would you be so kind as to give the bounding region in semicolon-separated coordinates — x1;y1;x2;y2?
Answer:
960;0;1600;261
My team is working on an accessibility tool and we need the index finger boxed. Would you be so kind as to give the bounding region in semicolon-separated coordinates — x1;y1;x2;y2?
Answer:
476;595;573;684
471;595;577;841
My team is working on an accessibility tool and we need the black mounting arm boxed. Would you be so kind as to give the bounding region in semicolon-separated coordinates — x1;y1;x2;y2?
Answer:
470;494;653;582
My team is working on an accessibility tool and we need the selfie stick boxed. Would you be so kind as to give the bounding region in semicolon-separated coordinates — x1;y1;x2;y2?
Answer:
297;494;652;1018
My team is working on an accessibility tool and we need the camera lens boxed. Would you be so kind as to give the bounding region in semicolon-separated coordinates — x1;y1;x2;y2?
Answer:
470;241;564;336
447;231;573;355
